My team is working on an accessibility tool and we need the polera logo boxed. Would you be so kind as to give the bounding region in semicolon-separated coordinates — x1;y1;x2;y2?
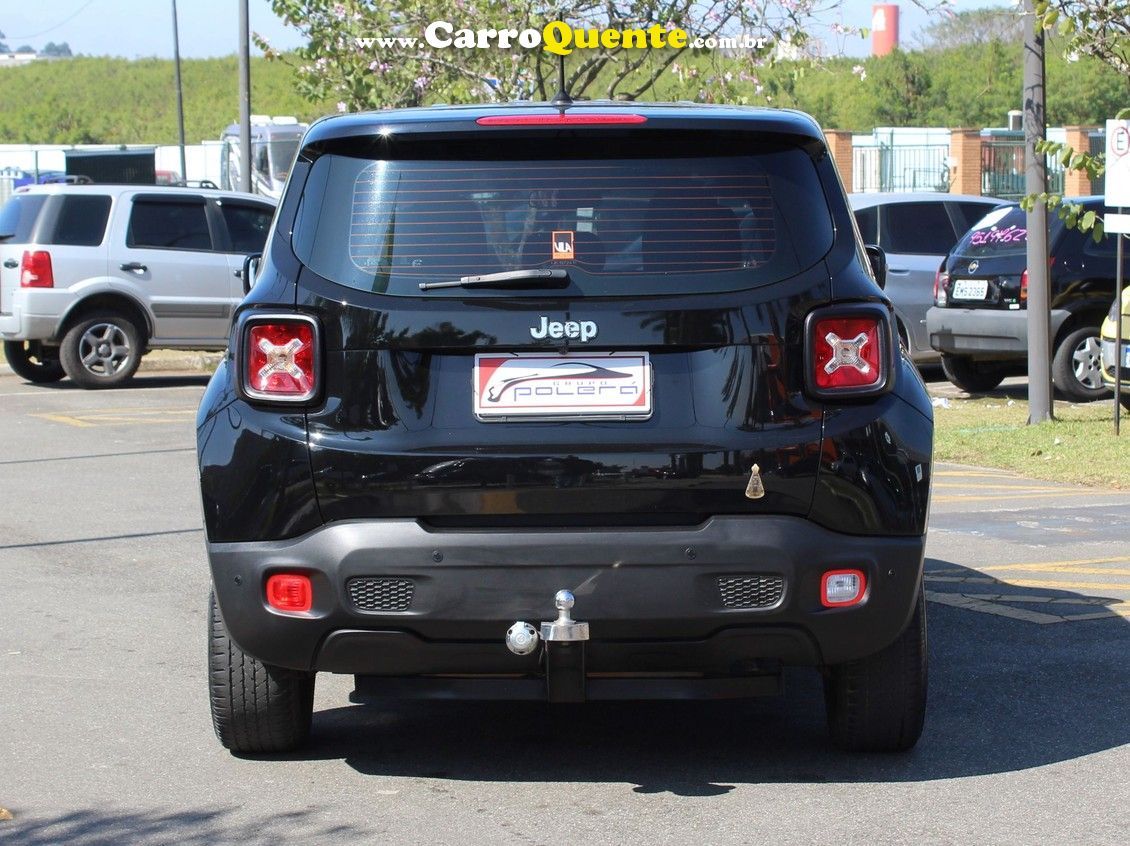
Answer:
473;353;652;418
484;361;634;403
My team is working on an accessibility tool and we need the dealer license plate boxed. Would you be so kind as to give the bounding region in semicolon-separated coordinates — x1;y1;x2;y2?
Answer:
473;352;652;421
952;278;989;300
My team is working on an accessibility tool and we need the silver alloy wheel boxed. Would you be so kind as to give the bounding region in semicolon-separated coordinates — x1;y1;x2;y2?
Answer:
78;322;131;377
1071;335;1103;390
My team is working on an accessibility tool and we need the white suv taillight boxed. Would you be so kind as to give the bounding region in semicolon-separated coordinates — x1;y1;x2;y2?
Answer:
240;315;319;402
805;305;893;398
20;250;54;288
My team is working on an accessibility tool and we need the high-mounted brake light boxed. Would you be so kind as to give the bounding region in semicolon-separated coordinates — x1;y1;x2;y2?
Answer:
804;305;893;399
20;250;54;288
241;315;319;402
476;114;647;126
266;573;312;613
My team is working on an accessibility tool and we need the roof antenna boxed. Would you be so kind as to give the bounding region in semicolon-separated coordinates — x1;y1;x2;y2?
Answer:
550;48;572;108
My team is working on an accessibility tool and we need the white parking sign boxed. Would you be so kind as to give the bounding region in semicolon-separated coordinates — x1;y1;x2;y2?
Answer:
1106;119;1130;208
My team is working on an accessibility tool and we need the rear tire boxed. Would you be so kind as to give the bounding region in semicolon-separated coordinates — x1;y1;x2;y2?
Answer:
208;591;315;754
940;353;1007;393
59;311;143;389
3;340;65;383
1052;326;1110;402
824;587;928;753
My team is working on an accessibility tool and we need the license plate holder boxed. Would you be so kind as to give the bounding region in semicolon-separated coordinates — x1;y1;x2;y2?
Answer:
952;278;989;300
473;352;652;421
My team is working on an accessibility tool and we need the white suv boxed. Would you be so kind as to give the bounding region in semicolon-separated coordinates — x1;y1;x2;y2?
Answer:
0;184;276;388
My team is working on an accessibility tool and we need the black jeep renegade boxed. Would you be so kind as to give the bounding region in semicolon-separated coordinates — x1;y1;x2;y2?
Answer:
198;103;933;755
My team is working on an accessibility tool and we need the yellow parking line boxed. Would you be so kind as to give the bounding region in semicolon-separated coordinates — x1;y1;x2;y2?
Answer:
926;590;1130;624
932;490;1098;503
960;593;1123;606
925;590;1064;623
927;575;1130;592
35;413;97;428
931;483;1064;490
32;409;196;428
934;471;1018;478
976;556;1130;572
975;566;1130;576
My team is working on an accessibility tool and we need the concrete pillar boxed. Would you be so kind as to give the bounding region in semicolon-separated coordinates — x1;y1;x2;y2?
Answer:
824;130;854;193
949;128;983;195
1063;126;1098;197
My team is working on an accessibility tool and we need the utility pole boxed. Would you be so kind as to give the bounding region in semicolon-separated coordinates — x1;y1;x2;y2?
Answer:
172;0;187;184
1023;0;1052;423
238;0;251;193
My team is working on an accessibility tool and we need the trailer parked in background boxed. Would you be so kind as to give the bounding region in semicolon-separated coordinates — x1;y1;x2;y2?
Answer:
219;115;306;200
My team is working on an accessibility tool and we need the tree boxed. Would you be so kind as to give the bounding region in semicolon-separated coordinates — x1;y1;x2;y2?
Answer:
258;1;895;110
914;6;1024;50
0;29;9;53
1041;0;1129;74
41;42;73;57
859;48;932;126
1022;1;1130;239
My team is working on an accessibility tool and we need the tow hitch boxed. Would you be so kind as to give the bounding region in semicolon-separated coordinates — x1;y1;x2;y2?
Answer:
505;589;590;703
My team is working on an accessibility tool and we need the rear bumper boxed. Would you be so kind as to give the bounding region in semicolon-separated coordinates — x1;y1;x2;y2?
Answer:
927;306;1070;358
1100;338;1130;387
0;289;69;340
208;516;926;676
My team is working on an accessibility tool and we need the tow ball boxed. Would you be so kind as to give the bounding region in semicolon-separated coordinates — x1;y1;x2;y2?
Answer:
505;589;590;703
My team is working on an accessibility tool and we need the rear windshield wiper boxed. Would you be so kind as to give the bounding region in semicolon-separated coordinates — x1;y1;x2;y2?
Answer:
418;268;569;291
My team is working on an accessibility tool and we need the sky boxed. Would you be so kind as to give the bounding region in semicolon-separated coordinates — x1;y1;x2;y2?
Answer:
1;1;1009;60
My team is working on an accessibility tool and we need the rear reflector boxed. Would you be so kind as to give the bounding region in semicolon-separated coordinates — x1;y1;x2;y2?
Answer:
476;114;647;126
20;250;54;288
821;569;867;607
242;316;318;402
266;574;312;613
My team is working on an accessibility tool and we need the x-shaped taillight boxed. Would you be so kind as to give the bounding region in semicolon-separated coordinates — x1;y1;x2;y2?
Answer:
257;336;309;386
822;331;873;376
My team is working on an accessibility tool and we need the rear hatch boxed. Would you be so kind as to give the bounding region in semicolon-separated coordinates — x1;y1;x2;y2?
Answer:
0;193;48;318
291;117;838;526
0;190;113;323
939;204;1035;310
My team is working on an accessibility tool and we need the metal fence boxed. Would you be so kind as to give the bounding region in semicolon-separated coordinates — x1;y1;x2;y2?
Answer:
852;143;951;193
981;139;1065;200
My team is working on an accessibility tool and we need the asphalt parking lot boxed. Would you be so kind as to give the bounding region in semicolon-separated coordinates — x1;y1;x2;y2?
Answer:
1;369;1127;845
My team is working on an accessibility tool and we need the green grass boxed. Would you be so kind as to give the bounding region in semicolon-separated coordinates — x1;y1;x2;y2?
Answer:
933;396;1130;489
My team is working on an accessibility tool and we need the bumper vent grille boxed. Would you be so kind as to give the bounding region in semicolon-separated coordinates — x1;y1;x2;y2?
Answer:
718;575;784;609
347;577;415;612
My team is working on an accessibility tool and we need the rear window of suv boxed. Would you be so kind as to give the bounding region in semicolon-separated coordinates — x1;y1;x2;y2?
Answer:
0;194;47;243
291;134;834;296
952;205;1029;258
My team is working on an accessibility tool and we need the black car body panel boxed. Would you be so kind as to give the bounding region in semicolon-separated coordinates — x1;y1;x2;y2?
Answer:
198;103;933;710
